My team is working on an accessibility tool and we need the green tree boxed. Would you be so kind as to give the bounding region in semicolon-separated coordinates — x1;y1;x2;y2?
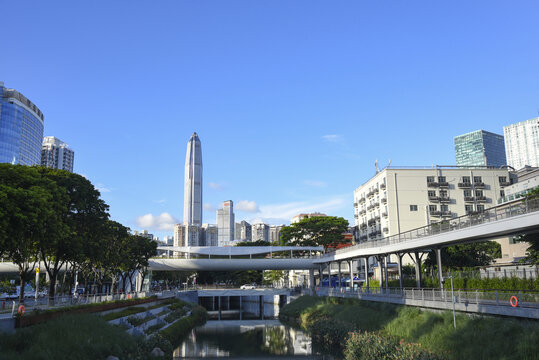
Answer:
425;241;501;269
0;165;69;303
36;168;109;302
280;216;349;250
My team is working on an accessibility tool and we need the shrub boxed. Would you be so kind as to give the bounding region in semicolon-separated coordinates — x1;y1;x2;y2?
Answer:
160;305;208;345
345;331;442;360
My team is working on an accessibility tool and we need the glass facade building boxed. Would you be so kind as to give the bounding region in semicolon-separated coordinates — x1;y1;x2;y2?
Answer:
0;82;44;165
454;130;506;167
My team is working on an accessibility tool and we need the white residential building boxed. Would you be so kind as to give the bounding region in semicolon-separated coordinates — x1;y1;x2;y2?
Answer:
291;212;327;224
269;225;284;243
201;223;218;246
353;166;513;264
504;117;539;170
41;136;75;172
252;223;270;242
173;224;185;247
217;200;235;245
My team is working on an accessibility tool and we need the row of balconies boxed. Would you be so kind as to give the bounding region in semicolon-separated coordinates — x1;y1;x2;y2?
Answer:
458;182;485;189
427;181;449;188
464;196;487;202
428;195;451;203
429;210;452;217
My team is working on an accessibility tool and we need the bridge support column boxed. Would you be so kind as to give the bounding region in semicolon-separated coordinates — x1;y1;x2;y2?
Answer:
397;253;403;289
364;257;370;294
349;260;354;284
319;265;323;287
413;252;423;289
240;296;243;320
436;248;443;290
384;255;389;292
309;269;315;290
328;262;332;288
338;262;342;289
218;296;221;320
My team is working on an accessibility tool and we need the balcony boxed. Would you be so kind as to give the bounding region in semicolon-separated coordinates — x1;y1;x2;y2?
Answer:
374;188;379;194
359;235;368;241
439;196;450;203
429;211;442;217
382;212;388;218
380;183;386;190
476;196;487;202
354;214;359;219
427;182;439;188
438;182;449;188
458;182;472;188
474;182;485;188
367;191;374;198
367;205;374;211
428;195;440;202
359;197;365;203
359;209;366;215
381;197;387;204
382;227;389;233
375;202;380;208
464;196;475;202
359;223;367;229
441;211;452;217
367;219;376;226
353;202;358;208
499;181;511;187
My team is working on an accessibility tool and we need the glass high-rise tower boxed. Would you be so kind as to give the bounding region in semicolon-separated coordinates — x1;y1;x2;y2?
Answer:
0;82;44;165
454;130;506;167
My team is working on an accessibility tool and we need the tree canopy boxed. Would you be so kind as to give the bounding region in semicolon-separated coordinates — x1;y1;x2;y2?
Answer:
425;241;501;269
280;216;349;250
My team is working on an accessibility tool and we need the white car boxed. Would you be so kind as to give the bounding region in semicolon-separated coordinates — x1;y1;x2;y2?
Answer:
240;284;256;290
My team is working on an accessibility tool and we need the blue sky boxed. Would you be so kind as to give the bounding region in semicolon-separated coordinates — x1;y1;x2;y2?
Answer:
2;1;538;239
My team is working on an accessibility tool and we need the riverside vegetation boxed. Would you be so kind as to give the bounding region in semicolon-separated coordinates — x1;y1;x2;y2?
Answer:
0;298;208;359
279;296;539;360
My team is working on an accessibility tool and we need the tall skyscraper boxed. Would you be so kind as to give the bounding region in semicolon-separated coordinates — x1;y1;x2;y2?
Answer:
41;136;75;172
182;133;203;246
183;132;203;226
217;200;235;245
504;117;539;170
0;81;44;165
454;130;506;167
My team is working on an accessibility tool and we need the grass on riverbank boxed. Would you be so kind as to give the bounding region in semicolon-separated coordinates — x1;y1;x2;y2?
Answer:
0;313;172;360
280;296;539;360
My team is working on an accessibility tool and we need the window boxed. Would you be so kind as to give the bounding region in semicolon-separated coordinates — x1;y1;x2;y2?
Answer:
475;190;483;197
500;190;505;197
441;204;449;212
465;204;473;212
462;176;470;183
474;176;482;183
427;176;435;183
438;176;446;182
477;205;485;212
410;205;418;211
428;190;436;197
439;190;448;197
499;176;507;183
464;189;472;197
429;205;437;212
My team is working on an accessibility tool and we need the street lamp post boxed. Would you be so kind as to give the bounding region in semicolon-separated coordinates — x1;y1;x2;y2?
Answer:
444;275;456;330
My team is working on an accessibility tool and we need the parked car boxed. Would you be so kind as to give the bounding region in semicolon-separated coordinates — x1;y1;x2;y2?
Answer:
240;284;256;290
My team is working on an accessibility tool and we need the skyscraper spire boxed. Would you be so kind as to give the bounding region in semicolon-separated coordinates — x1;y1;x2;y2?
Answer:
183;132;203;226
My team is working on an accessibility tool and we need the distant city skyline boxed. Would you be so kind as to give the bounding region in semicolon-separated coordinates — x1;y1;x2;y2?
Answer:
2;1;538;240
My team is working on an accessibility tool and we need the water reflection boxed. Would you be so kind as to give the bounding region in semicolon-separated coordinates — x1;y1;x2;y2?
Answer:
174;320;336;359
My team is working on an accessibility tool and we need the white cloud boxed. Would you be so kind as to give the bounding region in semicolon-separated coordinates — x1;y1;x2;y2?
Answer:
303;180;327;188
135;212;179;231
208;182;225;190
321;134;343;143
236;200;260;213
154;198;167;204
204;203;216;211
248;197;347;224
96;183;111;193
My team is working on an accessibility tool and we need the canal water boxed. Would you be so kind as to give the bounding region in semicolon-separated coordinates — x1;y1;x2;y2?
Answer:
173;320;341;359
